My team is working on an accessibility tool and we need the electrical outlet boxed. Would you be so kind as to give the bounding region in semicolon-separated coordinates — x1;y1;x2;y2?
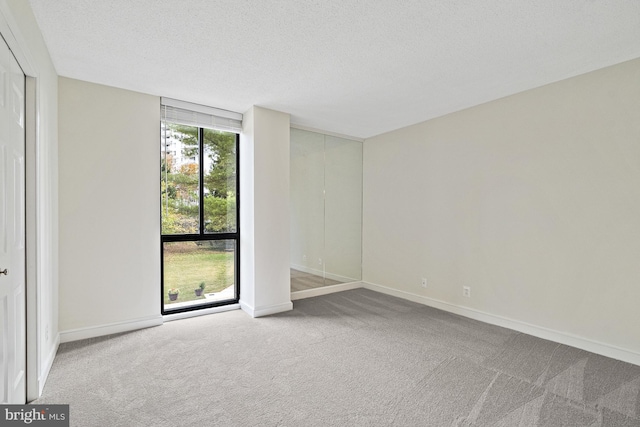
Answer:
45;325;49;341
463;286;471;298
303;254;307;262
421;277;427;288
318;258;323;265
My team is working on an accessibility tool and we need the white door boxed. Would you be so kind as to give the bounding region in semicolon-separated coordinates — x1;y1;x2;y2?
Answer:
0;34;26;404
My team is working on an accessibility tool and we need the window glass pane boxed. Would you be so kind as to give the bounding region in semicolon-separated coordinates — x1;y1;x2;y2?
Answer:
163;240;236;311
203;128;237;233
161;123;200;234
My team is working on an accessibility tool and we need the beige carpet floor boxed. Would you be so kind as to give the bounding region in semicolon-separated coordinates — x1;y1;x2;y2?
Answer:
35;289;640;426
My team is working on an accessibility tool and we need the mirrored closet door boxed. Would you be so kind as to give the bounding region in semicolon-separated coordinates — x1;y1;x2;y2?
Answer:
290;128;362;293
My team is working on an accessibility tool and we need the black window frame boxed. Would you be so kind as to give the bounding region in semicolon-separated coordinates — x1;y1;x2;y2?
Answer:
160;127;240;315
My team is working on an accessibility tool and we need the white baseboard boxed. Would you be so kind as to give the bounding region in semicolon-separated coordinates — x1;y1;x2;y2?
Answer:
291;281;364;301
291;263;323;276
290;264;360;284
38;333;59;397
240;300;293;318
163;304;240;322
59;315;164;344
324;272;360;283
363;281;640;367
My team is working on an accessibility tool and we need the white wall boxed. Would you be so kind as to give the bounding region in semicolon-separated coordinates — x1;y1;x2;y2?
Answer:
0;0;59;399
59;85;291;331
58;77;161;337
240;106;292;316
363;57;640;363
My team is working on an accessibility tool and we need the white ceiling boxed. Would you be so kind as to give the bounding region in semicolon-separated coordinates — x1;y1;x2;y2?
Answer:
28;0;640;139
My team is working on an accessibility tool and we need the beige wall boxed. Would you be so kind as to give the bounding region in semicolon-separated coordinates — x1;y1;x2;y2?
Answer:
363;57;640;359
58;77;161;333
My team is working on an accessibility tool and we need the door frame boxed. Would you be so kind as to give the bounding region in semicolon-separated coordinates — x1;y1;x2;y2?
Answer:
0;7;41;403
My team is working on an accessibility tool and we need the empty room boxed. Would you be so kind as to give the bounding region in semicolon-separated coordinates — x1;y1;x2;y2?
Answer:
1;0;640;425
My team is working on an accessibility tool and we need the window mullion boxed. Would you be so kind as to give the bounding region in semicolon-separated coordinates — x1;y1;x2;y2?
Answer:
199;127;205;235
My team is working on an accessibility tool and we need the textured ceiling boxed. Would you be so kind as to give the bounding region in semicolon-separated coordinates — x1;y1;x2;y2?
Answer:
28;0;640;139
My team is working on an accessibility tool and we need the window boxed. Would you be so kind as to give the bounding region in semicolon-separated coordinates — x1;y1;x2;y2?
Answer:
160;98;241;314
